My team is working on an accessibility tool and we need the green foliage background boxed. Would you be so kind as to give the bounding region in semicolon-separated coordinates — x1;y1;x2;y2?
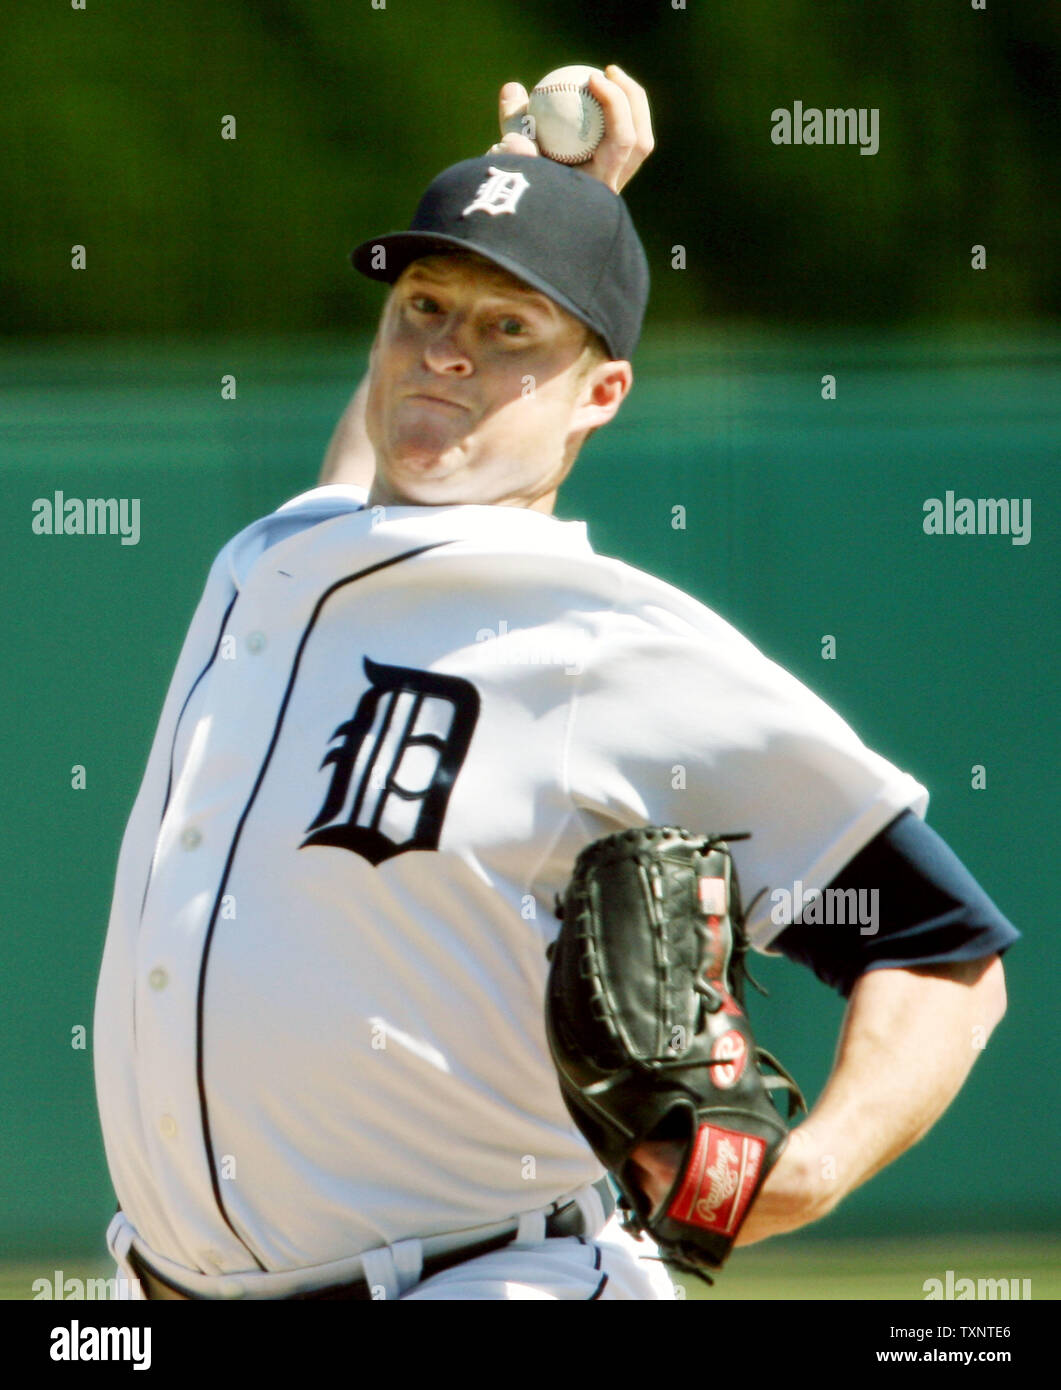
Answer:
3;0;1058;335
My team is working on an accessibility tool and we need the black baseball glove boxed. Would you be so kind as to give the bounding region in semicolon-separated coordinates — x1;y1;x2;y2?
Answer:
545;826;805;1281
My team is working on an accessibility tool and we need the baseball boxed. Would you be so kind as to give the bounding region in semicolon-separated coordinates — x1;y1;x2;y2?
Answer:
527;65;606;165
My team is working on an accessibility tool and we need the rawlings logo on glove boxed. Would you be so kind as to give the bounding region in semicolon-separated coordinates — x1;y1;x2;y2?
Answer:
545;826;805;1281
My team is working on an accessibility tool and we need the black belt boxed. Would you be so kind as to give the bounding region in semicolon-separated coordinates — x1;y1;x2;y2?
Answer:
129;1190;611;1301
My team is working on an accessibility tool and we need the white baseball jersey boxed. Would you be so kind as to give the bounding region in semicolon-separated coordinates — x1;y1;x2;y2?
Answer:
94;483;927;1289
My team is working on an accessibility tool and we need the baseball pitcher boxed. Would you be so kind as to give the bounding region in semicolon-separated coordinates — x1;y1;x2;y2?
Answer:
94;68;1018;1300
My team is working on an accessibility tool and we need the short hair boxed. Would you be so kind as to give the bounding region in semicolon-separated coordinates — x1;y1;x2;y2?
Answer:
579;326;611;371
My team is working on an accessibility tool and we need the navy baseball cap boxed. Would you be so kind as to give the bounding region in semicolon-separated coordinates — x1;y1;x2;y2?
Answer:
351;155;649;361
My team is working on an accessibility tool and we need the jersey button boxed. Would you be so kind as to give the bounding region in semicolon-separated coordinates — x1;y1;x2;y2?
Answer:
148;967;168;991
180;826;202;850
159;1115;178;1138
245;630;267;654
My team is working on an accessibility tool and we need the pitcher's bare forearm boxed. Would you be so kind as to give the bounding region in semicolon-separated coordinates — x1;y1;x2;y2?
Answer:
320;375;375;487
631;955;1008;1243
734;954;1008;1244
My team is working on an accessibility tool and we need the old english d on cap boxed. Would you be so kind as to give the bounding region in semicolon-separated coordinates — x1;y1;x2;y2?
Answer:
351;155;650;361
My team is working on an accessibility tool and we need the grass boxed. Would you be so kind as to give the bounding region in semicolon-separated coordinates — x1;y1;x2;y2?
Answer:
678;1235;1060;1301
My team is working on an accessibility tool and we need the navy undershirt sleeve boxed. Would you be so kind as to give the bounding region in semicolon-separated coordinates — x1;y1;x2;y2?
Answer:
773;811;1020;997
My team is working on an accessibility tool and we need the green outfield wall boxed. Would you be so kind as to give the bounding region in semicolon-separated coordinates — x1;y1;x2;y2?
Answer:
0;327;1055;1257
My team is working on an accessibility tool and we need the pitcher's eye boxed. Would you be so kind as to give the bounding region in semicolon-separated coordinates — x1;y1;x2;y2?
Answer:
499;317;528;336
